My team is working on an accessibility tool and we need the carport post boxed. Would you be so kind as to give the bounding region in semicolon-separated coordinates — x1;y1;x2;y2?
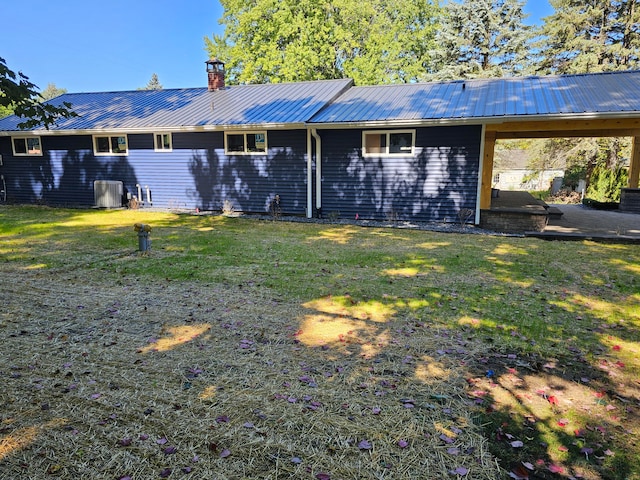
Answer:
480;130;497;210
629;136;640;189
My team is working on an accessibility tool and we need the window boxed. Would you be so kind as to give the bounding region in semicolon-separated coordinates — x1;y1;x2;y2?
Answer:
93;135;128;155
154;133;172;151
362;130;415;156
12;136;42;156
225;132;267;154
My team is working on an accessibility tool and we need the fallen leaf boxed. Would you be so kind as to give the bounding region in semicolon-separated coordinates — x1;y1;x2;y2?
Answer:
440;434;454;444
316;473;331;480
452;466;468;475
548;464;564;474
358;439;372;450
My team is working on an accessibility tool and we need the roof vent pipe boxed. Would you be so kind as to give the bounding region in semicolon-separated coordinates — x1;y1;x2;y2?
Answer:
206;58;226;91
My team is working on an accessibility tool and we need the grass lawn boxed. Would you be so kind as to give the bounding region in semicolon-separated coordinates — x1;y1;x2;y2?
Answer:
1;206;638;479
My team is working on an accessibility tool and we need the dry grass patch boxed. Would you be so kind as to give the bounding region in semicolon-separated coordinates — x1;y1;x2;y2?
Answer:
1;267;500;479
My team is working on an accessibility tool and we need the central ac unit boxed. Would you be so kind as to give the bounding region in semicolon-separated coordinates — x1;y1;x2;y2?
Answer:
94;180;123;208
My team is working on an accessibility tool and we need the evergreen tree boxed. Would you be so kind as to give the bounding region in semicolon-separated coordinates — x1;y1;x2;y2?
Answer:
206;0;440;85
537;0;640;74
140;73;163;90
427;0;533;80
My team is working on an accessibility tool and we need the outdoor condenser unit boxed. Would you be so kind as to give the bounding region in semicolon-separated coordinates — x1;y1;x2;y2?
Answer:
94;180;123;208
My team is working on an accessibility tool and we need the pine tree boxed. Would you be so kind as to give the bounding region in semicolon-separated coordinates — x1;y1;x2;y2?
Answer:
537;0;640;74
427;0;533;80
140;73;163;90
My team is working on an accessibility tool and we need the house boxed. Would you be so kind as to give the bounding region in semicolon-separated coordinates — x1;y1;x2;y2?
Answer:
492;149;565;192
1;61;639;225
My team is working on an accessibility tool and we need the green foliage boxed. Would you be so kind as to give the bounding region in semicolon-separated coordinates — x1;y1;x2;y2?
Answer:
0;57;76;129
586;163;628;202
206;0;440;85
427;0;534;80
537;0;640;74
40;82;67;101
139;73;163;91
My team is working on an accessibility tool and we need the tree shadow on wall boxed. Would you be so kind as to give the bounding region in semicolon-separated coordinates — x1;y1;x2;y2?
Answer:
324;143;478;223
7;150;138;206
188;147;307;215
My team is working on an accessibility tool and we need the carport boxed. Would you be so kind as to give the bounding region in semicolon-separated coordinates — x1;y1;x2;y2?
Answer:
480;118;640;211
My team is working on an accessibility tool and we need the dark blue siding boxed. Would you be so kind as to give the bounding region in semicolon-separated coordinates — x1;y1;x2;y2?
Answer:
0;130;308;215
319;126;481;222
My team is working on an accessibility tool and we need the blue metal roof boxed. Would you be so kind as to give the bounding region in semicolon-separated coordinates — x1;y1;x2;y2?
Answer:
309;70;640;124
1;71;639;133
0;78;353;132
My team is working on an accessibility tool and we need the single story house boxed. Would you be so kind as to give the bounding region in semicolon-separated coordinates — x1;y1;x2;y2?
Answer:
492;149;565;192
1;61;639;225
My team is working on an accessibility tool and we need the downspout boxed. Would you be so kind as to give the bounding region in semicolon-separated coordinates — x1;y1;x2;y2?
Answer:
306;129;312;218
475;125;486;225
311;128;321;218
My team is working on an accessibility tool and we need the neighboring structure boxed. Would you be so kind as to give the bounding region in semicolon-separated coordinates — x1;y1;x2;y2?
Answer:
492;149;564;192
1;64;639;224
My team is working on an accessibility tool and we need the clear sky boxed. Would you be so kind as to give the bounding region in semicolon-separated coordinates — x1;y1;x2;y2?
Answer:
0;0;552;94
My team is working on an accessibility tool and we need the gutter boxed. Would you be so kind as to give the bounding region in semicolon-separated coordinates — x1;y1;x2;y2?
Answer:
475;125;486;226
311;128;322;218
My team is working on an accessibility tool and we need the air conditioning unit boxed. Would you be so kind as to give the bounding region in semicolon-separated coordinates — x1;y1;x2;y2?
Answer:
94;180;123;208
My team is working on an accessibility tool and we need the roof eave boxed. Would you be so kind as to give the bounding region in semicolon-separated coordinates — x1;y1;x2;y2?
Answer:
308;111;640;129
0;122;309;136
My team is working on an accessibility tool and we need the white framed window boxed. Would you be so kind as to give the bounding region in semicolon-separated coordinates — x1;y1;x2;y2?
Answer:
93;134;128;155
154;132;172;152
225;131;267;154
362;130;415;156
12;136;42;156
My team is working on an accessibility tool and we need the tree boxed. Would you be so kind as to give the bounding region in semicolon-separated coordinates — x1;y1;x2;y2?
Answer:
537;0;640;75
139;73;163;90
427;0;533;80
40;83;67;101
206;0;440;85
0;57;76;129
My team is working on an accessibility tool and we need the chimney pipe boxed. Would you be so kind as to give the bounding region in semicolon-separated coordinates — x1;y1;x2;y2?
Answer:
206;58;225;91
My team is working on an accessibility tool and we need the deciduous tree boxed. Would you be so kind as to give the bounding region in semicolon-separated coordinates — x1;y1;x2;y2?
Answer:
0;57;75;129
206;0;440;85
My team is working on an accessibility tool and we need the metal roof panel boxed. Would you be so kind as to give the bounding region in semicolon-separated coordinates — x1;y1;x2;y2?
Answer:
0;78;353;132
310;70;640;124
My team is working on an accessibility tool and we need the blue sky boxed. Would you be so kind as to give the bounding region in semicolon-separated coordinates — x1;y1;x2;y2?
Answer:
1;0;552;94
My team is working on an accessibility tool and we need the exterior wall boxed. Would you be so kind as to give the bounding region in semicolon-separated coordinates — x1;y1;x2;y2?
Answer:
318;125;482;222
0;130;308;215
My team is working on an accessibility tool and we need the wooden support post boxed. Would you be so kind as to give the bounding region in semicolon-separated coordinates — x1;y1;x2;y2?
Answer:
480;131;496;210
629;136;640;188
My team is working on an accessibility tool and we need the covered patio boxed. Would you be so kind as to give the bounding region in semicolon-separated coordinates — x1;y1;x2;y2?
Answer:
478;115;640;235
